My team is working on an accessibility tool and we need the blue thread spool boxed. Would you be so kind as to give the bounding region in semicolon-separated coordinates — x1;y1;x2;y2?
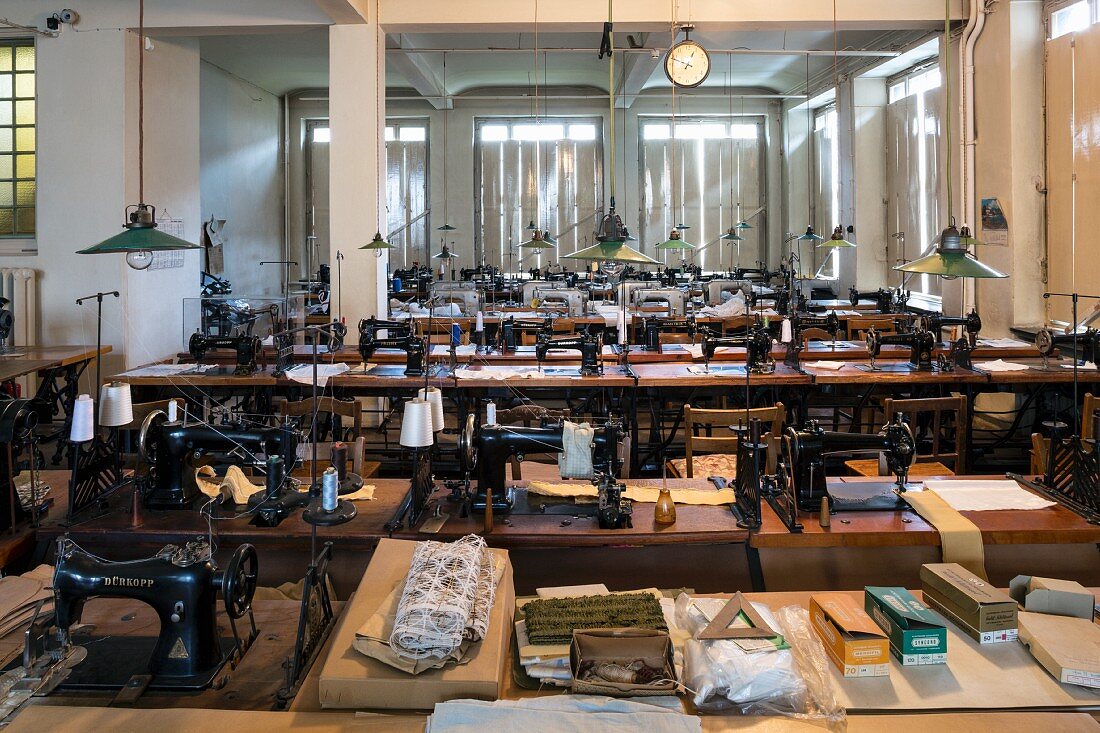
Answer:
451;323;461;347
322;467;339;512
392;276;403;293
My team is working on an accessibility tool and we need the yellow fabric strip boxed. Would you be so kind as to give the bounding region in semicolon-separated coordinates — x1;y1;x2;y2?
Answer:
904;489;988;579
528;481;735;506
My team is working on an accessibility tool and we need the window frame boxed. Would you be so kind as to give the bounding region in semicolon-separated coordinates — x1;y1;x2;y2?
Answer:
811;104;840;281
0;36;36;255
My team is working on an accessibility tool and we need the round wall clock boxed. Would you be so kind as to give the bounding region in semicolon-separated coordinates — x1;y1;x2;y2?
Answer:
665;34;710;88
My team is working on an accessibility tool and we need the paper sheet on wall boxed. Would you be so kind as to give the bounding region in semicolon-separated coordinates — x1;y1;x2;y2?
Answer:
921;480;1056;511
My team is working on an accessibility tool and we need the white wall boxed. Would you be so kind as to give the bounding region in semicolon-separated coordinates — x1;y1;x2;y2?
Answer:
200;62;285;297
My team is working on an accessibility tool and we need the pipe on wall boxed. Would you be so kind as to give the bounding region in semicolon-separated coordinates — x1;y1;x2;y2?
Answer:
960;0;988;311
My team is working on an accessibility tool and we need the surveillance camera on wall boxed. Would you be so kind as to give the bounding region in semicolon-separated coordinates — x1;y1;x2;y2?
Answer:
47;9;79;29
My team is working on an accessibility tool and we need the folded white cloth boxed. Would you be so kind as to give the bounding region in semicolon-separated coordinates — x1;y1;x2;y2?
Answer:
427;697;700;733
806;360;846;371
975;359;1031;372
454;367;542;380
698;295;747;317
1063;361;1098;370
284;363;349;387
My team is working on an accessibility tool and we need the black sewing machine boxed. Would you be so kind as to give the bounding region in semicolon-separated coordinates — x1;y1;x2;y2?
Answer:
778;416;916;515
535;332;602;376
474;420;623;512
865;326;936;370
641;316;695;351
783;312;842;369
358;333;426;376
702;327;775;374
849;287;910;314
39;538;258;692
0;296;13;349
0;397;47;533
137;413;298;509
1036;327;1100;368
919;310;982;348
498;316;553;352
358;316;411;341
188;332;262;376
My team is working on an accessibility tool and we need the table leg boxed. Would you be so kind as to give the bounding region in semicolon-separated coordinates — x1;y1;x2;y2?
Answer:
745;542;766;592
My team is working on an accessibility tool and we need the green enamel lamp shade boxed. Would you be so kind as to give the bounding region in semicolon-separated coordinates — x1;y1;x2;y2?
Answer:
432;244;459;259
736;220;752;230
562;241;660;264
360;231;395;250
721;227;745;241
656;229;695;250
542;231;558;245
519;229;555;248
674;223;690;231
78;204;199;255
818;225;857;248
525;220;538;231
894;223;1007;278
436;223;457;232
797;226;825;242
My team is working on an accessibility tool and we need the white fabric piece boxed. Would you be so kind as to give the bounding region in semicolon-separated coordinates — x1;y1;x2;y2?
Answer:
805;361;846;371
684;344;704;359
674;594;808;711
558;420;595;480
120;363;218;377
697;294;747;317
454;367;542;380
975;359;1031;372
977;337;1029;348
283;363;349;388
426;696;700;733
921;480;1056;511
1063;361;1099;370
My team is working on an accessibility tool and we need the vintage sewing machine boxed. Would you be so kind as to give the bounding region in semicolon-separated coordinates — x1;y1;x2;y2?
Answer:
702;326;775;374
779;416;916;514
865;325;937;370
633;287;687;316
358;333;426;376
783;312;842;369
1036;327;1100;368
706;279;754;306
0;296;13;350
498;316;553;351
523;284;587;315
919;310;982;347
0;397;46;533
138;413;298;509
36;537;258;692
640;316;696;351
187;333;262;376
749;286;805;316
473;419;624;513
849;287;910;314
358;316;411;340
535;331;603;376
731;265;768;282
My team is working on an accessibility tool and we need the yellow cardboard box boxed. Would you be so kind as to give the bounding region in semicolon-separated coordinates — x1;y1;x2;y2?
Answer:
809;592;890;678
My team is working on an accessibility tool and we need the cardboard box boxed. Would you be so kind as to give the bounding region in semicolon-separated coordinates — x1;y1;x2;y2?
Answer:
1009;576;1095;621
920;563;1018;644
318;538;514;710
809;592;890;678
569;628;677;697
864;586;947;665
1018;611;1100;689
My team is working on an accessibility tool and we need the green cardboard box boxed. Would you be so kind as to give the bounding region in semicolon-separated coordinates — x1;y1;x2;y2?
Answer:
865;586;947;665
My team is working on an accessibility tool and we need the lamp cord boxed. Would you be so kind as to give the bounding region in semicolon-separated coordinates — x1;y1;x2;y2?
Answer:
137;0;144;205
944;0;953;222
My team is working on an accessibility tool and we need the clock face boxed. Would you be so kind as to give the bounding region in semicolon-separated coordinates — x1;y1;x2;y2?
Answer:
665;40;710;88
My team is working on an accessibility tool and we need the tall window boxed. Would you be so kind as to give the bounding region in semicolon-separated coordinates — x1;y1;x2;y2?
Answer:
303;118;429;270
812;107;840;280
474;116;603;270
1050;0;1097;39
0;40;35;245
385;119;429;268
639;117;764;271
885;63;943;297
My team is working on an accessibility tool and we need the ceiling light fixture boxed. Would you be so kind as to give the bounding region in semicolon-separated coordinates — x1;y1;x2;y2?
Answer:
77;0;199;268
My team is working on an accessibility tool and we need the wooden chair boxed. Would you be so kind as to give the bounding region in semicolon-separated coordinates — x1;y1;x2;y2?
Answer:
281;396;362;443
800;327;836;346
884;395;968;474
1030;392;1097;474
416;319;465;345
660;332;694;345
520;318;575;346
668;402;786;479
847;315;897;340
1082;393;1099;440
1030;432;1048;475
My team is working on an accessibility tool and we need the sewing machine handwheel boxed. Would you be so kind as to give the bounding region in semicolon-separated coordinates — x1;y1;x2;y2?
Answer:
458;413;477;473
223;544;258;620
1035;329;1054;355
138;409;168;466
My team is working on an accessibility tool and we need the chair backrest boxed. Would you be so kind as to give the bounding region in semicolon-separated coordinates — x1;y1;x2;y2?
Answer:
682;402;786;478
847;315;896;340
883;395;968;473
1082;393;1098;440
281;396;363;442
415;320;466;345
521;318;575;345
1030;433;1049;475
660;332;694;345
800;327;835;345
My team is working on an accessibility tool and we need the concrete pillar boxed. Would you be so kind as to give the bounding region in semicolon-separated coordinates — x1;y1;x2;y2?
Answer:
329;22;388;323
847;76;889;291
972;0;1045;333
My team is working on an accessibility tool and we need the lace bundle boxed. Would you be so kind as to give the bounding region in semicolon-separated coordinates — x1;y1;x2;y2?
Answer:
389;535;496;660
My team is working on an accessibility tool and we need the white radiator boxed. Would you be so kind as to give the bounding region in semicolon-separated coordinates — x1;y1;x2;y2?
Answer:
0;267;37;348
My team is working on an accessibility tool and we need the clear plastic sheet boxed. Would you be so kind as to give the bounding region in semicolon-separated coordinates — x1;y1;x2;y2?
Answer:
672;594;846;729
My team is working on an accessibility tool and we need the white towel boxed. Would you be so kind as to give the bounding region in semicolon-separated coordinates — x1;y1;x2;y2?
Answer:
975;359;1031;372
284;363;349;387
806;360;846;371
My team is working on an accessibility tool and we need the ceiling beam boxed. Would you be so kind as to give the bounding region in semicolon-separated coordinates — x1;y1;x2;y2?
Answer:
313;0;369;24
378;0;962;33
388;35;453;109
615;42;660;108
